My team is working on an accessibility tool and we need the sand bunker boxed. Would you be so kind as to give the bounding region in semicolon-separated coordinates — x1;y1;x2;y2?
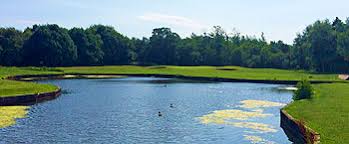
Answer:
239;100;286;109
20;78;36;81
76;75;125;79
63;75;78;78
0;106;29;128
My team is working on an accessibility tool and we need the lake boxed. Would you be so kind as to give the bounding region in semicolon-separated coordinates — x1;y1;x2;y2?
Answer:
0;77;292;144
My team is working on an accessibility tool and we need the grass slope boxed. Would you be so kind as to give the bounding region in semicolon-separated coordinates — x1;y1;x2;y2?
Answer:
0;67;62;97
0;67;62;78
0;80;57;97
284;83;349;144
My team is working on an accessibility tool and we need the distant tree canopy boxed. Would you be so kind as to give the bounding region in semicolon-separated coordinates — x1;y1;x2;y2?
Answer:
292;18;349;72
147;28;180;65
88;25;131;65
1;17;349;73
69;28;103;65
0;28;24;66
23;24;77;66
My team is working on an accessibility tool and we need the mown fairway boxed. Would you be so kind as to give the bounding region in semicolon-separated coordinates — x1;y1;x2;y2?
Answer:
60;66;339;81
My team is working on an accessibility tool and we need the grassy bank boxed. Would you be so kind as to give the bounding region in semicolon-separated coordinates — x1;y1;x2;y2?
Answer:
0;66;347;143
60;66;339;82
284;83;349;143
0;80;57;97
0;67;62;97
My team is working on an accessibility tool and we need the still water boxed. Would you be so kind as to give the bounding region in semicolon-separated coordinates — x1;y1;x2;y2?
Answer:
0;77;292;144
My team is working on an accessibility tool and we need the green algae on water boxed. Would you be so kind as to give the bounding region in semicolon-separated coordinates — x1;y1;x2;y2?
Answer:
0;106;29;128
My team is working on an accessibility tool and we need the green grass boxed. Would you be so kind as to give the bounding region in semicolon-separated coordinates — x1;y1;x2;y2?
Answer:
0;67;62;97
0;65;348;143
0;67;62;78
284;83;349;144
0;80;58;97
59;65;340;82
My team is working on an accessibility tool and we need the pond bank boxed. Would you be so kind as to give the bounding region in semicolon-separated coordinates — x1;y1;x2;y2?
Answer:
0;88;61;106
7;73;334;84
280;110;320;144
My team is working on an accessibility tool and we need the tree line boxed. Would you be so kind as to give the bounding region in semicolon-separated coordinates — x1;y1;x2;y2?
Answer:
1;17;349;73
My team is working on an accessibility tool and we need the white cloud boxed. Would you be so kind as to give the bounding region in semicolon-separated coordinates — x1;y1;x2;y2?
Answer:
138;13;208;30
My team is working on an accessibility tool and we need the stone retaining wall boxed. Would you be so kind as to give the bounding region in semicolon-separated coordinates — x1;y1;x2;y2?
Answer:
280;110;320;144
0;89;61;106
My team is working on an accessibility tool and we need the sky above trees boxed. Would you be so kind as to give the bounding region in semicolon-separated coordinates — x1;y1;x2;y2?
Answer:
1;0;349;43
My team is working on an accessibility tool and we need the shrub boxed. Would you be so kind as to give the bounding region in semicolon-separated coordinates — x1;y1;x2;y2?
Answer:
293;79;314;100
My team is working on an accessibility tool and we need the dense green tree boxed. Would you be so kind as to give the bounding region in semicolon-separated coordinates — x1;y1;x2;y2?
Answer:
291;33;311;70
0;45;3;63
0;28;24;66
268;41;291;68
176;37;199;65
22;24;77;66
131;37;150;64
147;28;180;65
332;17;346;32
293;79;314;100
309;20;337;72
69;28;104;65
290;18;349;73
210;26;228;65
179;34;205;65
1;17;349;73
337;30;349;61
88;25;130;65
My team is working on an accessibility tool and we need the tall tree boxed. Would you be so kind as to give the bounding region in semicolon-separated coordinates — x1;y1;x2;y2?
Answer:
337;30;349;61
69;28;104;65
308;20;337;72
22;24;77;66
0;28;24;66
332;17;346;32
88;25;130;65
147;28;180;65
131;37;150;65
210;26;228;65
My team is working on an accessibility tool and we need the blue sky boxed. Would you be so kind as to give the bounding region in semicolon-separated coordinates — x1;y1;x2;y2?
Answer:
1;0;348;43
